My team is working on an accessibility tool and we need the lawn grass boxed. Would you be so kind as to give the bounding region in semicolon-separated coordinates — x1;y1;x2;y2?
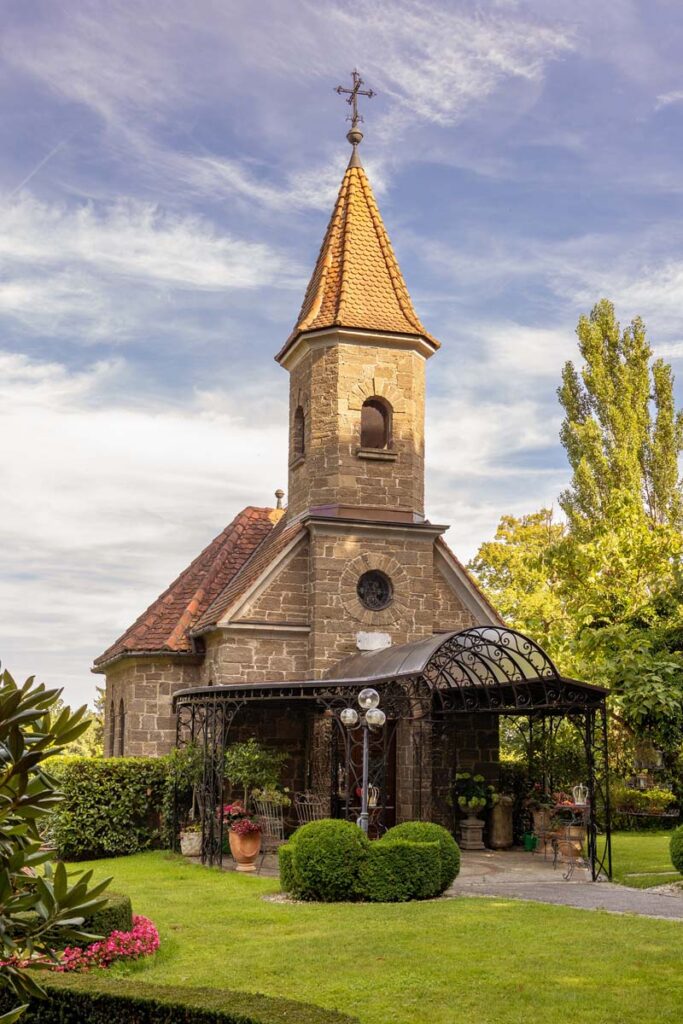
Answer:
69;851;683;1024
611;830;682;888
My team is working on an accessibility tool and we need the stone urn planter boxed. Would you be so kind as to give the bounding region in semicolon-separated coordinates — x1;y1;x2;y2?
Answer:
531;808;552;835
180;829;202;857
459;812;486;851
490;795;514;849
229;825;262;872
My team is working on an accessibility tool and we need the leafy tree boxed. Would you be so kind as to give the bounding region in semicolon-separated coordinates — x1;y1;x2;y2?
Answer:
224;739;286;807
0;669;111;1021
471;300;683;758
468;509;570;665
558;298;683;532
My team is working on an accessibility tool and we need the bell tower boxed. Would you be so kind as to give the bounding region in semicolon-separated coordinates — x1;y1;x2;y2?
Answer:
276;76;439;521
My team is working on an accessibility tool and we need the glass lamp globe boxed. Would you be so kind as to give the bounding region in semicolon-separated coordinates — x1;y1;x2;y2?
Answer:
358;687;380;711
340;707;359;728
365;707;386;728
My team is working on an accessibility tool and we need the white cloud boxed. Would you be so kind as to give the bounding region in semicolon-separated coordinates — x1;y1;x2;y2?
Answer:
0;352;287;705
0;193;296;340
655;90;683;110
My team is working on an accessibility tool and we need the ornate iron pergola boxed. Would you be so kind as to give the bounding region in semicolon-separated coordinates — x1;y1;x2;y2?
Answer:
173;626;611;879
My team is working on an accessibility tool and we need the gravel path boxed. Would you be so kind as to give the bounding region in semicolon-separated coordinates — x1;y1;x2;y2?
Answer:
448;850;683;921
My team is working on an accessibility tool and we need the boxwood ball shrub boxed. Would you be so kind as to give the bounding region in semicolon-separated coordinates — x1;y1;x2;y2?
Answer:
383;822;460;892
0;974;358;1024
360;839;441;902
281;819;370;901
670;824;683;873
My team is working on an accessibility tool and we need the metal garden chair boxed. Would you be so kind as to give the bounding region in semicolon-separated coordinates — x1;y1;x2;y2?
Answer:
294;791;327;825
252;797;286;874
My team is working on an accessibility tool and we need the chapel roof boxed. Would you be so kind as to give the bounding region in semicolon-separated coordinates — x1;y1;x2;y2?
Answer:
93;506;279;668
276;154;440;362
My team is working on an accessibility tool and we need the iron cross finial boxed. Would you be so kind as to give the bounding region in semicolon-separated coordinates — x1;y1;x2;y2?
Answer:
335;69;375;154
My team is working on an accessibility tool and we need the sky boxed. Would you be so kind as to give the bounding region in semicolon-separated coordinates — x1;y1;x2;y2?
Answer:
2;0;683;707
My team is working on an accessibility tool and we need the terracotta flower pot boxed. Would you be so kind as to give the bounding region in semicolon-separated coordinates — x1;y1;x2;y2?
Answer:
229;829;262;872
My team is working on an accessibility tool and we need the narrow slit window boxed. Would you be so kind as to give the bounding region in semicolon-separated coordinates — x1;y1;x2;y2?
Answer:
361;398;392;449
293;405;305;459
109;701;116;756
118;698;125;757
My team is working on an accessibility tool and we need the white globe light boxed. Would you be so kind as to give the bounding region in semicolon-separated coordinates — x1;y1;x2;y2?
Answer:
358;687;380;711
365;707;386;728
340;707;359;728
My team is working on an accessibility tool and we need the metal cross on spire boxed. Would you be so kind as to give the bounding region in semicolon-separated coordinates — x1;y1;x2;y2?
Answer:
335;69;375;163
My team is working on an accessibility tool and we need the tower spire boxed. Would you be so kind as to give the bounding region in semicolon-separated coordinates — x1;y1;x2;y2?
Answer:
335;69;375;167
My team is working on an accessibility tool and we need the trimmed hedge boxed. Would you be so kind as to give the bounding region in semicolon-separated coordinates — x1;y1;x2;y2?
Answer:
279;819;460;902
360;839;441;902
48;756;167;860
288;819;370;901
0;974;358;1024
670;824;683;873
81;893;133;942
383;821;460;892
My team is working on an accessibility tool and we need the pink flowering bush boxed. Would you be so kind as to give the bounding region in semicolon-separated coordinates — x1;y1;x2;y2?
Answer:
57;915;159;972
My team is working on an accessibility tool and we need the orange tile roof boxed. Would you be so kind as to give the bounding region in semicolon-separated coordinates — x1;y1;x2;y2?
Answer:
93;507;278;667
277;157;439;361
193;515;306;631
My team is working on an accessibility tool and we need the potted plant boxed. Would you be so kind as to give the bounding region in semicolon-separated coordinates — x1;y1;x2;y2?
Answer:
454;773;499;850
224;739;287;809
228;816;262;872
179;819;202;857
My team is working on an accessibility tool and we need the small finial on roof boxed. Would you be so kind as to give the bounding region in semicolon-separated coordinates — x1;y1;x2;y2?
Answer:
274;488;285;510
335;69;375;167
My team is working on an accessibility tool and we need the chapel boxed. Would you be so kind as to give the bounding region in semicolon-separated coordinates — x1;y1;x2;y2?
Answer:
94;85;505;822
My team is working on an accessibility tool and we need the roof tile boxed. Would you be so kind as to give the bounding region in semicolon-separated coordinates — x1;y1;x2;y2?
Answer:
94;507;278;666
277;159;439;361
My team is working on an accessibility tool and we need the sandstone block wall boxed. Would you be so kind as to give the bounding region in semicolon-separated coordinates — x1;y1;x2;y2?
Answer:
286;339;426;518
103;657;200;757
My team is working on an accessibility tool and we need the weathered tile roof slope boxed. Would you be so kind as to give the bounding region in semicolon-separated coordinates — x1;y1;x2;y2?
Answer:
193;515;306;631
277;160;440;361
93;507;278;666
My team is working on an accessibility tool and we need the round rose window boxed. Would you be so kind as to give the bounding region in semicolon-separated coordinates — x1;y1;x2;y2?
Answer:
357;570;393;611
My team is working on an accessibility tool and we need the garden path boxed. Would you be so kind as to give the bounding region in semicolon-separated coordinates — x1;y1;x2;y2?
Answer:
448;850;683;920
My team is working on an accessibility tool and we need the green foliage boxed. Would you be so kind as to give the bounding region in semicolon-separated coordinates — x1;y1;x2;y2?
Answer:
282;820;369;902
558;299;683;531
48;756;167;860
468;509;570;662
44;893;133;949
611;783;676;815
360;840;441;902
160;743;204;848
0;974;358;1024
0;669;111;1021
383;822;460;892
470;300;683;759
670;825;683;873
224;739;287;806
280;820;456;903
277;843;297;894
52;688;104;758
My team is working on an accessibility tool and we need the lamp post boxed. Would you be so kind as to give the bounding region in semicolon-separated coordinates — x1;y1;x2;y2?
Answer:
340;687;386;833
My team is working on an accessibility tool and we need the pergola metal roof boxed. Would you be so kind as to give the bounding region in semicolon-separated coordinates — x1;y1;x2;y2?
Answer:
173;627;606;715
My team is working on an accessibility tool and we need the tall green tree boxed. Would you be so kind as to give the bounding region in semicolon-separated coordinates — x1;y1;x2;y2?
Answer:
558;298;683;531
470;300;683;756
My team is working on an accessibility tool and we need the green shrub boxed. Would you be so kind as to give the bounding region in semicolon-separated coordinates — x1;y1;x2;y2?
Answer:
0;973;358;1023
49;756;168;859
670;825;683;873
383;821;460;892
278;841;298;894
284;819;370;901
84;893;133;939
360;839;441;902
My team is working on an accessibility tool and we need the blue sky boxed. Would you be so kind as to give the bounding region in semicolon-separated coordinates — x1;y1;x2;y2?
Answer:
2;0;683;706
